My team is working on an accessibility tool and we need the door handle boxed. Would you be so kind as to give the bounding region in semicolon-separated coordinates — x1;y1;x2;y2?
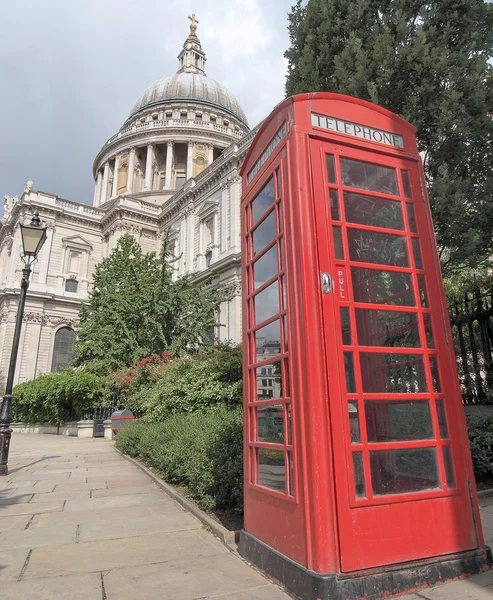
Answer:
321;272;332;294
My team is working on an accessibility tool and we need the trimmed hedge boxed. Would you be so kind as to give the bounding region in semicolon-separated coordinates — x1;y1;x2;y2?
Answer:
466;413;493;481
115;405;243;513
12;370;106;426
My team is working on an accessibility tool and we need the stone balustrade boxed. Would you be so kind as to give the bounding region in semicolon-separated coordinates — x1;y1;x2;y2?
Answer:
104;118;243;147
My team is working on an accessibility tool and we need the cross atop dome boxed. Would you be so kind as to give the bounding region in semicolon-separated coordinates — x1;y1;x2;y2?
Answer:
177;15;206;74
188;14;199;36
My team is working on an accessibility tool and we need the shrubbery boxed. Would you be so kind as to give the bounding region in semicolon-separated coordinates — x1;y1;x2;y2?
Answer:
466;413;493;481
12;370;106;425
116;346;242;420
115;405;243;513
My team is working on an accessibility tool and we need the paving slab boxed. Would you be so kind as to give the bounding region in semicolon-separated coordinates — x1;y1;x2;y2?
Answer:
29;490;91;503
0;514;32;532
0;548;31;582
0;573;102;600
53;481;107;492
103;552;279;600
0;500;64;517
63;491;169;512
30;500;187;528
23;530;226;580
91;483;160;498
0;523;77;550
79;511;201;543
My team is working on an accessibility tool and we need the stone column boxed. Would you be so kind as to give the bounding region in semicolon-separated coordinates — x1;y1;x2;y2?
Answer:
127;147;136;194
144;144;154;191
165;142;173;189
111;156;119;197
186;143;193;180
93;170;103;207
101;162;110;205
208;145;214;166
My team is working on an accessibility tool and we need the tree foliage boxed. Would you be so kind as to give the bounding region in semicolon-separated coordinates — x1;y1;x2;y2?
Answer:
73;234;217;373
285;0;493;274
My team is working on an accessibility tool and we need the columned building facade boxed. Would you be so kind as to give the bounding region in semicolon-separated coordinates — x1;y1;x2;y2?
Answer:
0;21;257;389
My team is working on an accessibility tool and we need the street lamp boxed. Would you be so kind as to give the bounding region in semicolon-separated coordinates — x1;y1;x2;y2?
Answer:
0;212;47;475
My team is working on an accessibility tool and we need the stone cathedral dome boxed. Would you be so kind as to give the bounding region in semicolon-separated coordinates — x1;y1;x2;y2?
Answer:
130;72;248;126
92;15;249;208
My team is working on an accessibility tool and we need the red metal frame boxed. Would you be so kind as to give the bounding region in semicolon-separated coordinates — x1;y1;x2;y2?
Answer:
240;93;483;575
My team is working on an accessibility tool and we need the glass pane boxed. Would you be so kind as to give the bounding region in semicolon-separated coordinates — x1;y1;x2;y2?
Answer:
287;404;292;444
255;321;281;360
253;245;278;289
257;449;286;493
443;446;456;488
417;275;428;307
352;268;415;306
249;407;255;441
277;202;283;233
340;307;352;345
365;400;434;442
406;203;417;232
279;237;285;270
344;192;403;230
360;353;428;393
253;210;276;255
284;358;290;398
254;281;280;326
282;316;289;352
257;404;284;443
430;356;441;392
51;327;76;372
423;313;435;348
289;451;295;496
333;227;344;259
353;452;366;498
340;157;399;195
281;276;287;311
412;238;423;269
330;189;340;220
356;309;421;348
401;170;412;198
345;352;356;393
347;229;409;267
349;402;360;443
436;399;449;438
256;360;282;400
370;448;440;495
275;169;281;198
252;177;275;223
326;154;337;184
250;447;255;483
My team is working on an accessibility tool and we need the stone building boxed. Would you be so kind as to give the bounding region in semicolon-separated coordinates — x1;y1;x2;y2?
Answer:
0;18;257;389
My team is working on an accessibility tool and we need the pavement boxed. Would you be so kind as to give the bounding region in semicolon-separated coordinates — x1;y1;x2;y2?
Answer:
0;434;491;600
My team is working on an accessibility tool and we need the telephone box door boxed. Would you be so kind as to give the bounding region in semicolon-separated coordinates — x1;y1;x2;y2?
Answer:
311;140;478;572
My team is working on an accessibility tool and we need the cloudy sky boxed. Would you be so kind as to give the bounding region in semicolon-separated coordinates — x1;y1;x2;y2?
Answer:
0;0;296;215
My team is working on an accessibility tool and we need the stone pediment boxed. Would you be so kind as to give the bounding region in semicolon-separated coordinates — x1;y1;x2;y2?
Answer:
61;235;93;251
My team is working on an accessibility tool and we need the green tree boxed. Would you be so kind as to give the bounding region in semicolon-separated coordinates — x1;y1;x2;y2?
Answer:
73;234;217;373
285;0;493;274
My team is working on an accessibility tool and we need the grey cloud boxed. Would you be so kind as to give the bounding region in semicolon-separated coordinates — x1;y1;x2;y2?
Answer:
0;0;294;215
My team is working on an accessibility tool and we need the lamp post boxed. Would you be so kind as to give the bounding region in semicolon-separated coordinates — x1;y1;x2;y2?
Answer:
0;212;47;475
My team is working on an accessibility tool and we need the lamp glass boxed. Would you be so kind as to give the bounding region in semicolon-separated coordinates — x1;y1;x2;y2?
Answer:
20;224;47;256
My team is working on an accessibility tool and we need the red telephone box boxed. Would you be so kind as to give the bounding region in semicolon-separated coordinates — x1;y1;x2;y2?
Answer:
238;93;491;600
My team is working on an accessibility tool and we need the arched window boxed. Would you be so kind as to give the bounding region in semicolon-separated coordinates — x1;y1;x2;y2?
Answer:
51;327;76;372
65;278;78;293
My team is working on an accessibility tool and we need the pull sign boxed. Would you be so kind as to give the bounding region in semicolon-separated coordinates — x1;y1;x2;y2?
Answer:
321;272;332;294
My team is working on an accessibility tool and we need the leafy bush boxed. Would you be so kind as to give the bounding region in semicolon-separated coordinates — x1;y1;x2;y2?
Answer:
12;370;106;425
120;346;242;421
115;405;243;513
466;414;493;481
